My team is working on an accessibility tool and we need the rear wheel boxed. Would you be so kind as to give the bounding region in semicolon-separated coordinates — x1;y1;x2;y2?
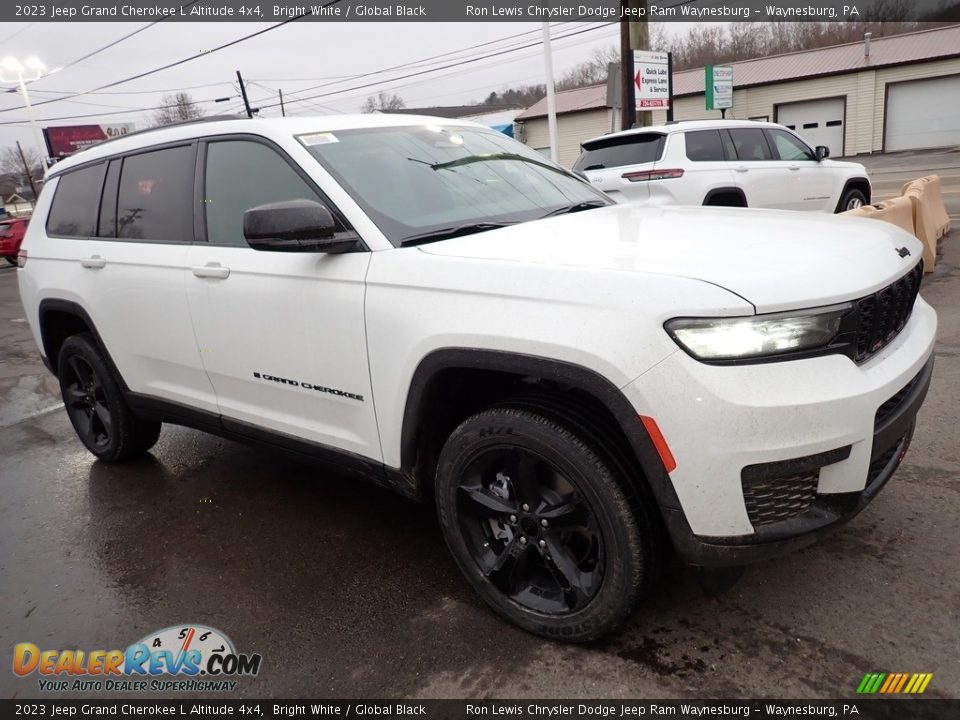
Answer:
435;407;659;641
4;257;16;266
58;334;161;462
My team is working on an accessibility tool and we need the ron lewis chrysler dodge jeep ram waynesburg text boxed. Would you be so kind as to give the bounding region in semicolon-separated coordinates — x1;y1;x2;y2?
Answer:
17;115;936;641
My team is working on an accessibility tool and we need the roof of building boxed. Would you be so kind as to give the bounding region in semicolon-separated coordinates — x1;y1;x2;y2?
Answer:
517;24;960;120
382;103;523;118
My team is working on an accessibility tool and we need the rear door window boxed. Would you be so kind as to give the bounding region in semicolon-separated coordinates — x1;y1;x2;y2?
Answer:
684;130;728;161
46;163;107;238
573;133;665;171
116;144;196;243
726;128;774;161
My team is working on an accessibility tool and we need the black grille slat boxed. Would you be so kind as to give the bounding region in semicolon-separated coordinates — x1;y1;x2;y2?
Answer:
743;473;819;527
866;435;906;488
855;263;922;363
874;371;922;428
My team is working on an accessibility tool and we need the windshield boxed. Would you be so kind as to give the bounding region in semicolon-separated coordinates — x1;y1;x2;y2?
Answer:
299;125;609;246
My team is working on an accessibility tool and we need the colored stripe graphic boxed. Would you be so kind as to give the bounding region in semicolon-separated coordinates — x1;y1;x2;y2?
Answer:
858;672;932;694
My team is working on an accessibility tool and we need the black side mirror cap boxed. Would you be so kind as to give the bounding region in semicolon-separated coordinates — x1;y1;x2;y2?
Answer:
243;199;359;253
815;145;830;160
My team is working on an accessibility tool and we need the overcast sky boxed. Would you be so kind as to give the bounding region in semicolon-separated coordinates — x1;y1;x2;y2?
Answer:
0;21;701;158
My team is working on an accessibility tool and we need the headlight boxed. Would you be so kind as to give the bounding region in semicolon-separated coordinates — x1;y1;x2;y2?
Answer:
665;304;851;362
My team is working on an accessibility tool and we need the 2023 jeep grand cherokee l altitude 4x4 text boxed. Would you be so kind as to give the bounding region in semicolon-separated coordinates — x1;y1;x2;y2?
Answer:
18;115;936;641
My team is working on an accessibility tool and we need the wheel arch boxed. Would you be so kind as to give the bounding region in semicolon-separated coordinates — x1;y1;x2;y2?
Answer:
702;187;748;207
37;298;128;390
399;348;681;512
834;176;872;212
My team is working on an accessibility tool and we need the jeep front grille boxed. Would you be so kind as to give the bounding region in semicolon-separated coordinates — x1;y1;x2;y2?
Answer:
854;262;922;362
742;472;819;527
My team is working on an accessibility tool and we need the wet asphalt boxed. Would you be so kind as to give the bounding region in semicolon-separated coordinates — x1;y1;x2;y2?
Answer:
1;150;959;700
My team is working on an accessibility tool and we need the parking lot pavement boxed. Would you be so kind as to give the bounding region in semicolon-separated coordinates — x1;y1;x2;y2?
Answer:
862;148;960;219
2;160;958;699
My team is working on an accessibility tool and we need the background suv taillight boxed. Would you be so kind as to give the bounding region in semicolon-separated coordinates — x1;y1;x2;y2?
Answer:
622;168;685;182
16;249;27;267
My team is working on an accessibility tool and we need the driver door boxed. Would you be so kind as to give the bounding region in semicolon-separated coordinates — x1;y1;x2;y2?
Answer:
184;137;381;461
765;128;834;212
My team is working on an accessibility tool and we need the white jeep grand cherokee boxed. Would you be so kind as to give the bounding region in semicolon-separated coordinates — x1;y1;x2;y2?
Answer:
575;119;872;212
18;115;935;641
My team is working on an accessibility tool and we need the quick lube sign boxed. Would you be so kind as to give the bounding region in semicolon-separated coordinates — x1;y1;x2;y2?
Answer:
633;50;670;109
705;65;734;111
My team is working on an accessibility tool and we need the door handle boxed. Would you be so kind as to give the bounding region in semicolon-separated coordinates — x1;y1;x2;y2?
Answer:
733;166;748;173
80;255;106;269
191;263;230;279
789;164;800;171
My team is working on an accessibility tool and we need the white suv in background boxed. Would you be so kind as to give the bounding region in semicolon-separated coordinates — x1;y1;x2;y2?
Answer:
18;115;934;642
574;119;871;213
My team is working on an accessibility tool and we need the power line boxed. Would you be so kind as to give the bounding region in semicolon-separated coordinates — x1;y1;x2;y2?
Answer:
0;2;338;115
15;81;237;97
0;93;238;126
0;23;35;45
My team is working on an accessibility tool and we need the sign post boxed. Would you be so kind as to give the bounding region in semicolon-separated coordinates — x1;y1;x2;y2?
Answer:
633;50;670;114
705;65;734;117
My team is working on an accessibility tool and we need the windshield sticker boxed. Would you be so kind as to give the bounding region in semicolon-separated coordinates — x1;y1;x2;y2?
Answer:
299;132;339;146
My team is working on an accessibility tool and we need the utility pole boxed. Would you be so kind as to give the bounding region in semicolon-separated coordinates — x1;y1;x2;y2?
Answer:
619;2;634;131
16;141;38;203
629;0;651;128
236;71;253;118
279;88;286;117
541;22;559;163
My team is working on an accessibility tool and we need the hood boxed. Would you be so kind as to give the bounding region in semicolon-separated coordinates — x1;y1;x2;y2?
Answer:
418;204;922;314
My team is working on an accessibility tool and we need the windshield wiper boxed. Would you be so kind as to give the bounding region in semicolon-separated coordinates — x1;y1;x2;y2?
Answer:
399;222;516;246
538;200;609;219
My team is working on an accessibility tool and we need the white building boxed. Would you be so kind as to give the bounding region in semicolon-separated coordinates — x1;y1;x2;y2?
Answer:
516;25;960;166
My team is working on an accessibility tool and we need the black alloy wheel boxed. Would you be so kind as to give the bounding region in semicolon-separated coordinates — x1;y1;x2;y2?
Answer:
456;446;604;614
62;353;113;450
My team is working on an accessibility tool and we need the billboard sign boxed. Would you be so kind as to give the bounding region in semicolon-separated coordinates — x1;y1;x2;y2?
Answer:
43;124;135;160
705;65;734;110
633;50;670;109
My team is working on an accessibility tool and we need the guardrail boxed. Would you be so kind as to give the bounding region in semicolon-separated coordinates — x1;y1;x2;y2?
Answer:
843;175;952;273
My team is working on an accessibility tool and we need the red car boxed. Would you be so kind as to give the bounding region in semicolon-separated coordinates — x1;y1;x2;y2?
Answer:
0;215;30;265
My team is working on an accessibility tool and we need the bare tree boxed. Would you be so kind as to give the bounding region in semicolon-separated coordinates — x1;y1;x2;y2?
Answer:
152;92;204;127
557;46;620;90
362;91;406;113
0;145;43;195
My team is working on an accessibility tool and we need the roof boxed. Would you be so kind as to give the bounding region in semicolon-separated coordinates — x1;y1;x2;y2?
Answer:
515;85;607;120
581;118;780;145
44;114;485;178
383;103;522;118
517;24;960;120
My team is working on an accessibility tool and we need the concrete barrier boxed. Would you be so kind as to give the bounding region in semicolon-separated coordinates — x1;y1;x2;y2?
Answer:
901;185;940;272
901;175;951;238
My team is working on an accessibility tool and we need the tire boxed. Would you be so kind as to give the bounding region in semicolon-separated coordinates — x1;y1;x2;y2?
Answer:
435;407;660;641
57;333;161;461
5;257;16;266
839;188;867;212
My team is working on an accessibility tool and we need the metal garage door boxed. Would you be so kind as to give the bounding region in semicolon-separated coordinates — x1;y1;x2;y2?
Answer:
776;98;845;157
885;75;960;152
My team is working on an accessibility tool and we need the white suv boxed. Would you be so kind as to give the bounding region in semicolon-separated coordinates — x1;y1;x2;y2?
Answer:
575;119;871;213
18;115;935;641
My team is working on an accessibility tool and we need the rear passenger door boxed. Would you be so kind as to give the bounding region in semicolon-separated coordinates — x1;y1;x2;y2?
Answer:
724;127;789;209
680;130;736;205
184;136;381;461
42;147;218;412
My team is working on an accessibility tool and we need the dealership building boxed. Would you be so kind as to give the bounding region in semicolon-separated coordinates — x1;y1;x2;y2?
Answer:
516;24;960;167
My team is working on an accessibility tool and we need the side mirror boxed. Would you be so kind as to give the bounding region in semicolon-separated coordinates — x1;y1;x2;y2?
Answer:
243;199;358;253
815;145;830;161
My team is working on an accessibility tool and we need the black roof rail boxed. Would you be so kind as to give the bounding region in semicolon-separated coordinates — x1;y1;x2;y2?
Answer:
93;114;248;148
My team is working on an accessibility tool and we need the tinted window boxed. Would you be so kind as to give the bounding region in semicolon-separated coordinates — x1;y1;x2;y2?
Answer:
684;130;728;162
727;128;773;161
768;129;816;161
204;140;338;246
97;159;120;238
573;133;665;171
46;163;106;237
117;145;195;242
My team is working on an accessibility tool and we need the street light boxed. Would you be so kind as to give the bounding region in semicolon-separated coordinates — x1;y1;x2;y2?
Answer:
0;56;58;169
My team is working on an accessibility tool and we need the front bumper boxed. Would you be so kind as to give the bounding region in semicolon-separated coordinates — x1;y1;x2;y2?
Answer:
622;296;937;565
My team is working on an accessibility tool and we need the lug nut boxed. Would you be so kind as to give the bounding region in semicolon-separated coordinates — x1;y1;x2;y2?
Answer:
519;536;527;545
541;519;548;527
509;514;517;524
522;503;530;511
538;539;546;548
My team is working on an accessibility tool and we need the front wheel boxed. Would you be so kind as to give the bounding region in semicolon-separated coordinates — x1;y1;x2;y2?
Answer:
435;407;659;641
58;333;161;462
839;188;868;212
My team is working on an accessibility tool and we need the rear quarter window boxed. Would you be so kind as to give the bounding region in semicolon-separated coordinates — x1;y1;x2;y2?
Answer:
573;133;665;172
46;163;107;238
